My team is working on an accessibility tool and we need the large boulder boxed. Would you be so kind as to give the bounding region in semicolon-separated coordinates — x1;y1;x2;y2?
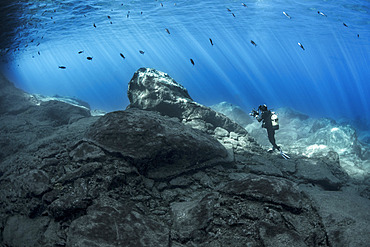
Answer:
127;68;247;135
86;108;229;179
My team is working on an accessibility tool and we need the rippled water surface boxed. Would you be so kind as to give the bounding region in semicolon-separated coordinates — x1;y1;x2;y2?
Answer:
0;0;369;127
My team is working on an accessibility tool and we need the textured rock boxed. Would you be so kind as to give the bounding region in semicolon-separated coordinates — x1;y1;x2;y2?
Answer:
67;197;169;247
220;173;304;211
2;215;50;247
29;100;91;126
0;75;91;163
86;108;229;179
0;73;33;115
19;169;51;196
127;68;247;135
1;70;370;247
171;193;217;242
303;189;370;247
126;68;263;160
213;103;370;178
294;158;349;191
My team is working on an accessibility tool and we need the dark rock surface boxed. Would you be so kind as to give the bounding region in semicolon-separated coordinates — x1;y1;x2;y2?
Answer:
1;69;370;247
86;108;229;179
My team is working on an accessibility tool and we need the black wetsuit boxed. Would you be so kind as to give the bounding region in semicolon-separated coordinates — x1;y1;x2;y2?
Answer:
258;110;280;150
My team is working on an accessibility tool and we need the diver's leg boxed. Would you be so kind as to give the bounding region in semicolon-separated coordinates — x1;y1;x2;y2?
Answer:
267;128;280;150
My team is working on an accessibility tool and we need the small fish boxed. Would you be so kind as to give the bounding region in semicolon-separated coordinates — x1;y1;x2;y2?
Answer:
36;43;40;46
190;58;194;66
357;34;359;38
59;66;66;69
283;12;291;19
110;21;112;24
139;50;145;54
127;14;129;18
242;3;247;7
120;53;125;59
298;42;305;50
38;51;40;55
108;16;111;19
250;40;257;46
227;8;231;12
209;38;213;46
160;3;163;7
93;23;96;28
141;12;143;15
232;13;235;17
165;28;170;34
87;56;93;60
78;50;84;54
343;22;348;27
318;11;327;17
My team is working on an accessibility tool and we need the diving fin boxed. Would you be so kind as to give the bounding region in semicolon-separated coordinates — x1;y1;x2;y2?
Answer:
280;150;290;160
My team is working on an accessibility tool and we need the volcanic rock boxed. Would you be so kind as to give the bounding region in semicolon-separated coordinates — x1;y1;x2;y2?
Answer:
127;68;247;135
86;108;229;179
1;71;370;247
126;68;261;160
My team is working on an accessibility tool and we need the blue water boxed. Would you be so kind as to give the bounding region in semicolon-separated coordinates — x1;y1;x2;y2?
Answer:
1;0;369;127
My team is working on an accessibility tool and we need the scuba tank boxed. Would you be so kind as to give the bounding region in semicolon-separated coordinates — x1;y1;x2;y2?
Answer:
271;112;279;130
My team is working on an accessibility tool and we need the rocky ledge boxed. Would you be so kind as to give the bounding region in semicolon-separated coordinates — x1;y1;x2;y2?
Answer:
0;69;369;247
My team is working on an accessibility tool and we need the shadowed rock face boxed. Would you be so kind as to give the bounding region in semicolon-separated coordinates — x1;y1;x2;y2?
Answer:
86;108;229;179
1;70;370;247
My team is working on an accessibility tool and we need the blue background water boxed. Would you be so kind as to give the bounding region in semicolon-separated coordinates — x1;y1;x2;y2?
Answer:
1;0;369;127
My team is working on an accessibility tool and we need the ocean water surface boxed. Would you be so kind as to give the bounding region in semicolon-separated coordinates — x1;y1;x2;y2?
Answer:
0;0;369;127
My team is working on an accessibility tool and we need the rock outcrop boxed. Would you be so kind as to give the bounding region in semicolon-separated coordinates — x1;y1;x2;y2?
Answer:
127;68;247;135
86;108;229;179
1;70;369;247
127;67;261;160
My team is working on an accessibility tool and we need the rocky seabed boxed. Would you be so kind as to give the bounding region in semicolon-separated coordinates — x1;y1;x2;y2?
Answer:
0;69;369;247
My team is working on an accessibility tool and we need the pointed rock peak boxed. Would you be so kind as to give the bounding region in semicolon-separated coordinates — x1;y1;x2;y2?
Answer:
127;68;192;110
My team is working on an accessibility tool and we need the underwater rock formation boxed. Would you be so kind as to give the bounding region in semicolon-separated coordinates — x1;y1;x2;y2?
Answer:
127;67;261;160
1;70;370;247
211;102;370;179
127;67;247;135
86;108;229;179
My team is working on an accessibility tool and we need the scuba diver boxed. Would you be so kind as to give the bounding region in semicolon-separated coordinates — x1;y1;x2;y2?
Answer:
250;104;290;159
